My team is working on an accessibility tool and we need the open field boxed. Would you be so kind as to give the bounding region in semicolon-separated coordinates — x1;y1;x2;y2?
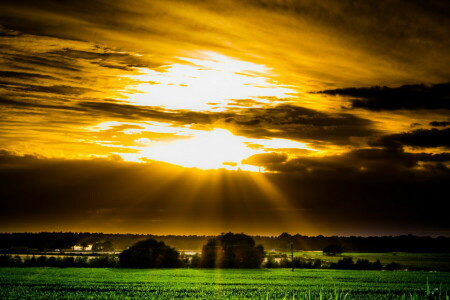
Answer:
0;268;449;299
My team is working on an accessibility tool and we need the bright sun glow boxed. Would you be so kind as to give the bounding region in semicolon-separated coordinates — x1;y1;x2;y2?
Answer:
122;51;295;111
89;121;317;171
141;128;259;170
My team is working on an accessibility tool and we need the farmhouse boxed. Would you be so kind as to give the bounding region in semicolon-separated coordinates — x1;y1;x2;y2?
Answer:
72;244;93;251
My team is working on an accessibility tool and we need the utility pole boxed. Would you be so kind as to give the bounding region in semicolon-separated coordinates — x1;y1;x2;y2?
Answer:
149;248;152;266
291;242;294;272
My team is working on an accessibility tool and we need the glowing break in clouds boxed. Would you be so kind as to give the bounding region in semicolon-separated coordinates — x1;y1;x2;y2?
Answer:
90;122;315;171
123;51;296;111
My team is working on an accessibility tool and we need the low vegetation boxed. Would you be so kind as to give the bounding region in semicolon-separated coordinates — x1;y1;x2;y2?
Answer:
0;254;118;268
0;253;406;271
0;268;448;299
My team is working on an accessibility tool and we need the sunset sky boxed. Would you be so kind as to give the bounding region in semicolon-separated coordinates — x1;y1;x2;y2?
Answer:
1;0;449;236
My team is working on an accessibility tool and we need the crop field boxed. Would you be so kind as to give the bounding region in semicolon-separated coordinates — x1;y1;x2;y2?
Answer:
0;268;449;299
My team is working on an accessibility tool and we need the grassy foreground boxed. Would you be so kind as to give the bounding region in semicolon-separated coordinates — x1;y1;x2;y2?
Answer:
0;268;449;299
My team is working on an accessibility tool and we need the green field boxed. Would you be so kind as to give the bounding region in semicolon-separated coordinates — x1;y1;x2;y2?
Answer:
0;268;449;299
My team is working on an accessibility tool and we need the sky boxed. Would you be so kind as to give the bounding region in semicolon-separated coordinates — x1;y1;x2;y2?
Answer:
0;0;449;236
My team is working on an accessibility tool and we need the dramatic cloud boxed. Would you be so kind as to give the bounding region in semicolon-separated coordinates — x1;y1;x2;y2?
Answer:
318;83;450;111
260;148;450;175
224;105;377;145
430;121;450;127
1;0;450;235
374;128;450;149
1;0;450;89
1;151;449;235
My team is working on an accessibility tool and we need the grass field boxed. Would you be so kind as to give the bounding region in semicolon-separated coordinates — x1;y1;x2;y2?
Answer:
0;268;449;299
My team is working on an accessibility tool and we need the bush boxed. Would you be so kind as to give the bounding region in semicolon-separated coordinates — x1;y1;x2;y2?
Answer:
264;255;279;268
89;255;119;267
119;238;181;268
334;257;354;269
200;233;265;268
323;244;343;256
189;253;201;268
354;259;372;270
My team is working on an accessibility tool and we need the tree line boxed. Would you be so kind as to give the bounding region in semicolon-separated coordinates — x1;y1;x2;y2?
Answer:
0;233;407;271
0;254;404;271
1;232;449;253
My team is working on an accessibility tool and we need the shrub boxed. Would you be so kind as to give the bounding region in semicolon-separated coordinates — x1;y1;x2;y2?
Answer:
200;233;265;268
119;238;181;268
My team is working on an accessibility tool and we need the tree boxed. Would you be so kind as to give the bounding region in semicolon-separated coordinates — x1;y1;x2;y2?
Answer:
335;257;354;269
323;244;343;256
92;240;114;252
102;240;114;251
200;233;265;268
119;238;181;268
80;241;89;251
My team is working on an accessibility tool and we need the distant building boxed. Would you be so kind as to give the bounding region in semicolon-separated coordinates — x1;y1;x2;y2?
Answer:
72;244;93;251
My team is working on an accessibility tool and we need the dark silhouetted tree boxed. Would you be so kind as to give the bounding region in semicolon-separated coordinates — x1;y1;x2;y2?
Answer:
264;255;279;268
355;259;371;270
200;233;264;268
372;259;382;270
189;253;201;268
335;257;354;269
119;238;181;268
92;240;114;252
323;244;343;256
102;240;114;251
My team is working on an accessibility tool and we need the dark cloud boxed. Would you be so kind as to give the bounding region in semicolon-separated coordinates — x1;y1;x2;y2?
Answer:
75;102;377;145
0;152;301;234
0;1;155;39
225;105;377;144
0;95;86;112
318;82;450;111
430;121;450;127
78;101;221;124
260;147;450;233
375;128;450;149
3;83;93;95
260;148;450;180
243;147;450;192
242;152;288;165
0;71;55;80
49;49;163;71
0;25;21;37
8;54;81;72
2;87;377;145
0;28;163;78
0;150;448;235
